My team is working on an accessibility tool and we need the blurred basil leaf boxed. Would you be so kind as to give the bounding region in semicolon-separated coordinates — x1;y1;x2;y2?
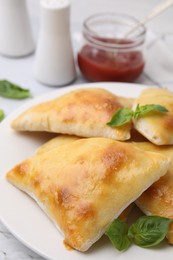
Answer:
0;80;31;99
0;109;5;122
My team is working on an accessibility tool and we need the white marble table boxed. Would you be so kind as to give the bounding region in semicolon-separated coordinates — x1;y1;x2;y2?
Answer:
0;0;173;259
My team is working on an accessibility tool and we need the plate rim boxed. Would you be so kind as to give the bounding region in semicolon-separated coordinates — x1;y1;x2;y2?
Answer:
0;82;153;260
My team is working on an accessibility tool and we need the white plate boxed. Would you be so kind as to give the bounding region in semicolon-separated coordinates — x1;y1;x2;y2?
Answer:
0;82;171;260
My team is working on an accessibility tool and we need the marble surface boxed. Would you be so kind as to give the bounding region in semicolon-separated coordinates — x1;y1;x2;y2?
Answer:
0;0;173;259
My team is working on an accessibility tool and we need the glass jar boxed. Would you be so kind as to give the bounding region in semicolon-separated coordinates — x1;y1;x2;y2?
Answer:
77;13;146;82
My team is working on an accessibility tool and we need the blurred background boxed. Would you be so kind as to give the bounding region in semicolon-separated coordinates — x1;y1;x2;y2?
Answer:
0;0;172;115
26;0;173;89
27;0;173;35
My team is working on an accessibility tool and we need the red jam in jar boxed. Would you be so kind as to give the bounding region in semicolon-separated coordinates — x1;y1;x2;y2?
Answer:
77;13;146;82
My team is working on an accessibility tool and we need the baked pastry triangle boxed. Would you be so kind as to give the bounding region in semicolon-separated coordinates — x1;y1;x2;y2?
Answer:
134;142;173;244
11;88;132;141
133;88;173;145
37;135;133;222
6;137;170;251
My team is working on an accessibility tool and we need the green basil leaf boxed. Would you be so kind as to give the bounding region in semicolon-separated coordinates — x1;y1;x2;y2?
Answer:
0;109;5;122
134;104;169;119
107;108;133;127
0;80;31;99
128;215;171;248
105;218;131;251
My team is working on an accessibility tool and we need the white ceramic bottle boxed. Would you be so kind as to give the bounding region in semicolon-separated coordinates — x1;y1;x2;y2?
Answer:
34;0;76;86
0;0;34;57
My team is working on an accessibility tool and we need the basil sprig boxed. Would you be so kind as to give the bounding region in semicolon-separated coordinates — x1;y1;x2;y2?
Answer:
0;109;5;122
105;216;171;252
128;216;171;248
0;80;31;123
107;104;169;127
105;218;131;251
0;80;31;99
